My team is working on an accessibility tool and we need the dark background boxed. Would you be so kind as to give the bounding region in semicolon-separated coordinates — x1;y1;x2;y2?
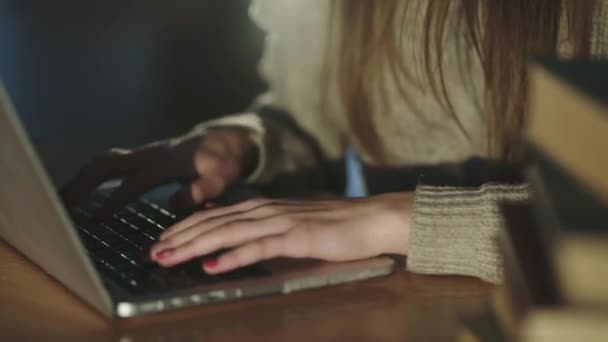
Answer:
0;0;266;184
0;0;528;198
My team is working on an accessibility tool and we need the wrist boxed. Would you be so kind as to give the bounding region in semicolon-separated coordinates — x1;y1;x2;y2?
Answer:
373;192;414;256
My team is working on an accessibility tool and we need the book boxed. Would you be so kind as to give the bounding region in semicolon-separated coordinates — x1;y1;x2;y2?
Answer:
527;60;608;234
527;60;608;206
553;234;608;306
521;308;608;342
525;60;608;306
499;203;562;308
462;59;608;342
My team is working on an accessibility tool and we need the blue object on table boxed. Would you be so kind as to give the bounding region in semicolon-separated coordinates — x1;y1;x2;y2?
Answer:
345;147;368;198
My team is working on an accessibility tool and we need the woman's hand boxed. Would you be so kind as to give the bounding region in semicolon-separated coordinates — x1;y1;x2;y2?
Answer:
61;127;257;218
149;193;414;274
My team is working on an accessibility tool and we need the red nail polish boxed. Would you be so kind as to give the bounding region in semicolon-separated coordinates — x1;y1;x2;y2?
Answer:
203;258;218;268
155;249;173;260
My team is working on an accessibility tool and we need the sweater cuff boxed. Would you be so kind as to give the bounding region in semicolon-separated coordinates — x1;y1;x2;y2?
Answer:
407;183;530;283
192;113;267;183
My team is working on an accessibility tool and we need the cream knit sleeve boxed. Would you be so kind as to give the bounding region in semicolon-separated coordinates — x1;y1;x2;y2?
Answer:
407;183;531;284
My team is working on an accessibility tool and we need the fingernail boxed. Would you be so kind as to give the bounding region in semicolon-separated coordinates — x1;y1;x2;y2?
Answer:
202;258;218;268
204;202;216;209
155;249;173;260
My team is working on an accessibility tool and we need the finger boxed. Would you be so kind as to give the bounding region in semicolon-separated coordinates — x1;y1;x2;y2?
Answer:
203;235;290;274
159;198;273;240
61;149;136;206
94;170;165;219
159;200;325;242
159;204;325;248
160;201;278;244
168;182;205;210
168;176;224;210
151;215;294;265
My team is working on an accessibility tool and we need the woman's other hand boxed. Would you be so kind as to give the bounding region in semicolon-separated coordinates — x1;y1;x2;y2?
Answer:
61;127;257;218
149;193;413;274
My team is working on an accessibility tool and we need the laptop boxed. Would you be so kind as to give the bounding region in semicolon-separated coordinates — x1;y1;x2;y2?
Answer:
0;84;395;318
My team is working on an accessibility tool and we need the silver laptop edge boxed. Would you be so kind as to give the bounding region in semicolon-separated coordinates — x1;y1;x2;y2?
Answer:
0;83;396;319
0;84;114;316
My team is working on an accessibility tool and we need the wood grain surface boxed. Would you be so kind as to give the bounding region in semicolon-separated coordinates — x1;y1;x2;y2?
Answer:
0;238;493;342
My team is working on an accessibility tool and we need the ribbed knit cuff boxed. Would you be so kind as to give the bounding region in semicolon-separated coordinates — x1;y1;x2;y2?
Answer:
407;183;530;284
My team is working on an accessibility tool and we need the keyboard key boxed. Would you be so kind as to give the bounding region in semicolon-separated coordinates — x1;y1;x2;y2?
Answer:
71;191;271;293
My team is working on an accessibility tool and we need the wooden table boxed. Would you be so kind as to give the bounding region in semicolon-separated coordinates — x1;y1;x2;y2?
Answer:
0;239;493;342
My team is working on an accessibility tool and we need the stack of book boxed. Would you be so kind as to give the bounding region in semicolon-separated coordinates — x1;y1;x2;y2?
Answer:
459;60;608;342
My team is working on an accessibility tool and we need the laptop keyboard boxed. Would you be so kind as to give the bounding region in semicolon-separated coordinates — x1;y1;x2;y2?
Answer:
69;192;269;294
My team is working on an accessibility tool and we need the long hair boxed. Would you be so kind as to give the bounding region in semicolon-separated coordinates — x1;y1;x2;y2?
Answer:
327;0;596;162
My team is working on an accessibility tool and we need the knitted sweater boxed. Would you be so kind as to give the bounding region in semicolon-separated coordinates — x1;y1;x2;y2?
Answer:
197;0;608;283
